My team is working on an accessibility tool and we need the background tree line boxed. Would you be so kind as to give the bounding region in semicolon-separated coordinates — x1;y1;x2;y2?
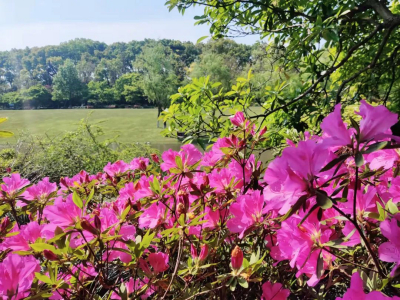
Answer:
0;37;286;111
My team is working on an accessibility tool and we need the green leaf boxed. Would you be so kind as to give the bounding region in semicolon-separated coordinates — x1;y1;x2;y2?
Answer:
196;36;208;44
30;243;59;253
355;152;364;167
238;277;249;288
320;155;350;172
0;131;13;137
281;195;309;221
386;199;398;214
175;155;183;170
316;191;333;209
364;141;389;154
72;191;83;209
349;117;360;136
316;250;324;279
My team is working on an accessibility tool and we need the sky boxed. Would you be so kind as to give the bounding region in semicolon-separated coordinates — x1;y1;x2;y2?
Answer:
0;0;260;51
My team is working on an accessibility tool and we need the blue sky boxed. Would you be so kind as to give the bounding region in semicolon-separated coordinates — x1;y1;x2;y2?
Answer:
0;0;260;50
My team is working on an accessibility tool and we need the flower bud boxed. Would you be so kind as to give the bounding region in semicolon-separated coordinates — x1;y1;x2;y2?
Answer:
151;153;160;164
259;126;267;137
5;167;11;173
177;202;185;214
199;244;209;262
94;215;101;231
80;219;98;235
43;250;58;261
190;244;198;259
0;217;10;232
231;246;243;270
139;160;147;171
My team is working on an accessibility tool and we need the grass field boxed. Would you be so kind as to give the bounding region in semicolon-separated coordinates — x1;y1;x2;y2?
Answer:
0;108;181;151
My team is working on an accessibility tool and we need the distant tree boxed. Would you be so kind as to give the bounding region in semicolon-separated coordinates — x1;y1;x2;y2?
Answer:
114;73;144;104
52;59;83;106
87;81;115;105
20;85;52;108
77;53;97;84
135;44;179;126
189;52;232;89
94;57;124;85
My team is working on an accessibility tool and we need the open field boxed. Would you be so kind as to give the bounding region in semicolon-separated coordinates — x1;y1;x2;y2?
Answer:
0;109;181;151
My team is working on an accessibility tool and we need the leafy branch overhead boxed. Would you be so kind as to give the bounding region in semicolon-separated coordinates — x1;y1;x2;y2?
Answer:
166;0;400;124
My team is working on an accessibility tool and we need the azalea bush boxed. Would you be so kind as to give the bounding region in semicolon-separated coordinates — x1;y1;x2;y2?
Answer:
1;101;400;299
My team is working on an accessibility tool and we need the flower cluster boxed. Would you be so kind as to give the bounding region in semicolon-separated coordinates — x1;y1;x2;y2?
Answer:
1;103;400;299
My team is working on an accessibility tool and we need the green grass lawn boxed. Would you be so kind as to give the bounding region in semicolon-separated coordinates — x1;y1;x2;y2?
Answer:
0;108;181;150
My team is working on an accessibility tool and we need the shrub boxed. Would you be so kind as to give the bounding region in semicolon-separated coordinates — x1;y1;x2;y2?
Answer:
0;101;400;299
0;118;157;182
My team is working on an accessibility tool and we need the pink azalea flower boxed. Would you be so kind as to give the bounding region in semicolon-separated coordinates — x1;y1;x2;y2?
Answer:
227;190;266;238
320;104;352;148
2;222;44;251
1;173;30;198
104;160;130;177
111;277;155;300
43;194;83;228
118;182;138;204
272;211;334;286
261;281;290;300
19;177;57;207
356;100;398;142
160;144;202;172
201;137;232;166
389;177;400;203
130;157;150;171
366;149;398;171
148;252;169;273
336;272;399;300
378;218;400;276
0;254;40;299
139;203;166;229
339;187;378;219
230;111;247;127
209;168;242;194
134;176;155;200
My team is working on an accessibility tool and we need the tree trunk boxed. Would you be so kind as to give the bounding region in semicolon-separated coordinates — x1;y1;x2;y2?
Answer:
157;104;162;128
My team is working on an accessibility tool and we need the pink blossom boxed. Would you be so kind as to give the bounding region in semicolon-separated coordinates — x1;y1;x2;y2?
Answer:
356;100;398;142
336;272;399;300
1;173;30;198
104;160;130;177
209;168;242;194
201;137;232;166
320;104;352;148
389;177;400;203
43;194;83;228
130;157;150;171
112;277;155;299
19;177;57;206
148;252;169;273
0;254;40;299
261;281;290;300
227;190;265;238
230;111;246;127
2;222;44;251
160;144;202;172
378;218;400;276
139;203;166;229
340;187;378;219
272;212;334;286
